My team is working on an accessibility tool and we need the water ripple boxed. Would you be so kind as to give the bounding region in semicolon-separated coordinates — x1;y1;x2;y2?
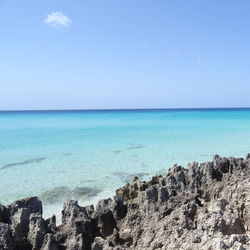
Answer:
0;157;46;171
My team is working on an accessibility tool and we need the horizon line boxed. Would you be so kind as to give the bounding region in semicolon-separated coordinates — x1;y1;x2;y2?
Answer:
1;106;250;112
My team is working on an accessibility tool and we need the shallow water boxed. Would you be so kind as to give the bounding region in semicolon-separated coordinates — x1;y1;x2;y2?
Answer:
1;108;250;219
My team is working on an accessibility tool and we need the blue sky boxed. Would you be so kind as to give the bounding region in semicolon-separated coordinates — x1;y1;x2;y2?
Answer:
1;0;250;110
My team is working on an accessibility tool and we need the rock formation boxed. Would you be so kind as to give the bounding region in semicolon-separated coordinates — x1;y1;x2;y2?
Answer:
1;154;250;249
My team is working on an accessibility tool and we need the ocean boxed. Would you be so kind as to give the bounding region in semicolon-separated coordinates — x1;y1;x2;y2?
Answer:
1;108;250;219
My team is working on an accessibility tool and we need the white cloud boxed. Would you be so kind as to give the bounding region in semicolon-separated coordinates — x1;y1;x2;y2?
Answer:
197;57;203;64
44;12;72;28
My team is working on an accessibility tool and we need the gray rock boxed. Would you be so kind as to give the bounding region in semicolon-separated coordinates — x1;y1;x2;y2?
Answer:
45;215;57;233
0;223;16;249
11;207;31;248
27;213;47;250
9;196;42;216
0;205;10;224
41;233;59;250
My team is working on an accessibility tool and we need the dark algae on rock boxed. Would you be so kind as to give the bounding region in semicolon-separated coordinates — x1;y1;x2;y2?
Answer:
40;186;101;203
1;155;250;249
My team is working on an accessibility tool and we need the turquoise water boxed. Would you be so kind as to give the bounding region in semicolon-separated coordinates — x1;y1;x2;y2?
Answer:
1;108;250;219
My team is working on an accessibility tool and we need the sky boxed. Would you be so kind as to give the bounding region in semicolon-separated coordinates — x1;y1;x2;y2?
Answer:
1;0;250;110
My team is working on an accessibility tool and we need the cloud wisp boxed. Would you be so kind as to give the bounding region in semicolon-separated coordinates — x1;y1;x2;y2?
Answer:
197;57;203;64
141;41;151;48
44;12;72;28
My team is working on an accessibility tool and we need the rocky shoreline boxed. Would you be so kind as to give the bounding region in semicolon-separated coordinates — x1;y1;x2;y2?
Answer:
1;154;250;249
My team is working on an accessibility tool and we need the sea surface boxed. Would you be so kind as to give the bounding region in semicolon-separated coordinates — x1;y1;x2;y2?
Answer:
1;108;250;219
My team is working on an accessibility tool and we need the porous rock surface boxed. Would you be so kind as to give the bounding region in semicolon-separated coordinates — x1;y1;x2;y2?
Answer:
1;155;250;249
